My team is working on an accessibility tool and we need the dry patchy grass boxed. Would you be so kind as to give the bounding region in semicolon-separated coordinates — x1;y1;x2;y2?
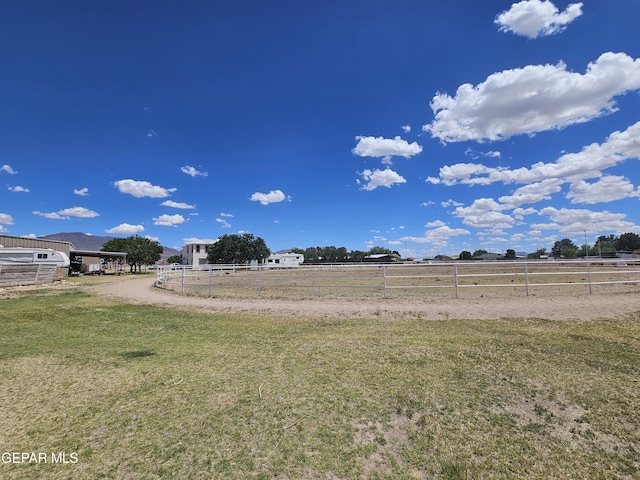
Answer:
0;287;638;479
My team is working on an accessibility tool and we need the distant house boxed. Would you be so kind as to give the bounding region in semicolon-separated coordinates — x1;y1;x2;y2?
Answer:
181;242;214;266
363;253;402;263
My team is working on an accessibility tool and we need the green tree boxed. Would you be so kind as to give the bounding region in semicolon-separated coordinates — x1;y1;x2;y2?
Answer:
459;250;472;260
527;248;547;259
166;254;182;264
349;250;367;262
595;235;617;257
616;232;640;252
504;249;516;259
368;246;393;255
551;238;578;258
102;235;163;273
472;249;488;257
206;234;270;264
303;247;319;263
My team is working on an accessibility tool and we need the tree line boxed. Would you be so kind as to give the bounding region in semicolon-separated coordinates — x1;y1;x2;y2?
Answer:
289;245;399;263
459;232;640;260
546;232;640;259
100;231;640;271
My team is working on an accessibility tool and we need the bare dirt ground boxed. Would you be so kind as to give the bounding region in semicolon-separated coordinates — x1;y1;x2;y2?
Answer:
83;276;640;321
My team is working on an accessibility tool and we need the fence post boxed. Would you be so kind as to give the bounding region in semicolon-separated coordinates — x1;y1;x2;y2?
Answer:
208;267;212;296
525;262;530;296
383;265;387;299
258;264;262;298
181;266;185;293
317;266;321;298
587;260;592;295
454;263;459;299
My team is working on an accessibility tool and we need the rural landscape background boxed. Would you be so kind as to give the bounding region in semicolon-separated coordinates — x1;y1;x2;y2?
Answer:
1;1;639;479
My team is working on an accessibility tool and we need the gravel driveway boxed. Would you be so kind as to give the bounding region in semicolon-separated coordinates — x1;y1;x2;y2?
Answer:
90;275;640;321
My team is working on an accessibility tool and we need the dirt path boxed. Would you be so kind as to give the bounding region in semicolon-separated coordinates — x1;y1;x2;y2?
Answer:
89;276;640;321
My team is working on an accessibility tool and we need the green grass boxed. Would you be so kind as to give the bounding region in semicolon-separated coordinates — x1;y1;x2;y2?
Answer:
1;288;639;479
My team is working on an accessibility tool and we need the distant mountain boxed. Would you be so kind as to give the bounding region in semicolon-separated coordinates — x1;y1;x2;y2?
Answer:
39;232;181;260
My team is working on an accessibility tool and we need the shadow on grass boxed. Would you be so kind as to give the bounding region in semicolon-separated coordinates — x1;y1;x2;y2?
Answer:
119;349;157;359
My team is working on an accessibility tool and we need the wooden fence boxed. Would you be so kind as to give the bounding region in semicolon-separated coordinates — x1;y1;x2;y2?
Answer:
0;264;59;287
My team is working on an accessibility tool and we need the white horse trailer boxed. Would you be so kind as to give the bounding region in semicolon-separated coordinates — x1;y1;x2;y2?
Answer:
263;253;304;268
0;247;70;267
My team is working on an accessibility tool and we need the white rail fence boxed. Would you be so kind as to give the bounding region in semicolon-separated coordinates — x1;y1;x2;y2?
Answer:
154;259;640;300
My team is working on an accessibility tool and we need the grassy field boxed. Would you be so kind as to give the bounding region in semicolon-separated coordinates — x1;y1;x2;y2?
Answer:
1;284;639;479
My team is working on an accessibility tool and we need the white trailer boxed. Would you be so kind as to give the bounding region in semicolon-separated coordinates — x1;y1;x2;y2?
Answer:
0;247;70;267
263;253;304;268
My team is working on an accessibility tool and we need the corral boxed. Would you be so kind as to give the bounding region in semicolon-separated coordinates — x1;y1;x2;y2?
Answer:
155;259;640;300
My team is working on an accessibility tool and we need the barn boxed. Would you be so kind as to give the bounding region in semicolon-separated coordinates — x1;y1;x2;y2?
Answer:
0;234;126;286
363;253;402;263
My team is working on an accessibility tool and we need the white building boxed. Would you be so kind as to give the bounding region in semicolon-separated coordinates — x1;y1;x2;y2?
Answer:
181;242;214;266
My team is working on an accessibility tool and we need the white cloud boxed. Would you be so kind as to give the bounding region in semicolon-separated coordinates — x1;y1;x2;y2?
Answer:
401;125;411;133
183;237;217;245
535;206;640;236
498;179;563;207
425;220;446;228
181;165;208;177
105;223;145;234
32;207;99;220
441;199;464;208
495;0;583;39
464;148;502;160
161;200;196;209
8;186;29;192
153;214;186;227
0;213;14;225
220;212;233;217
352;136;422;162
250;189;287;205
512;207;538;220
1;164;17;174
428;121;640;206
400;225;470;244
216;218;231;228
435;163;505;186
33;211;66;220
114;179;176;198
57;207;99;218
74;187;89;196
359;168;407;191
453;198;516;230
566;176;638;204
424;52;640;143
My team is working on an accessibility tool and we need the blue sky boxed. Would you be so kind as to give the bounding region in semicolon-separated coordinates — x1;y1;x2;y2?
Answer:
1;0;639;258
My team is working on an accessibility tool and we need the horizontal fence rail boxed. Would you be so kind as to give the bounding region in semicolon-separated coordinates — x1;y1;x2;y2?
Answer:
154;259;640;300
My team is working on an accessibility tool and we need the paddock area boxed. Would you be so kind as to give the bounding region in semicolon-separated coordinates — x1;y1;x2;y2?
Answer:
155;259;640;300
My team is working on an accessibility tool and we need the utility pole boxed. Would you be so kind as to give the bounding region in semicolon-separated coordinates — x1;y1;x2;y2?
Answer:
584;230;588;258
